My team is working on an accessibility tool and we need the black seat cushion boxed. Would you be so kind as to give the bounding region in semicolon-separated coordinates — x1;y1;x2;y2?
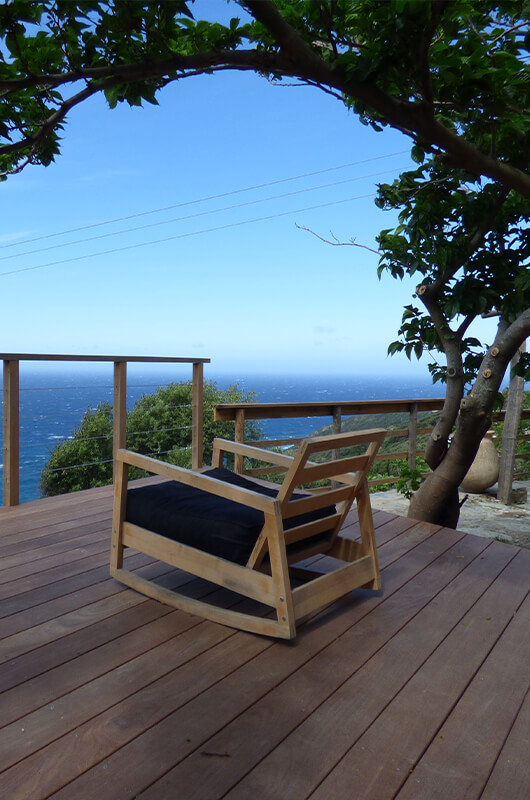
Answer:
125;467;336;565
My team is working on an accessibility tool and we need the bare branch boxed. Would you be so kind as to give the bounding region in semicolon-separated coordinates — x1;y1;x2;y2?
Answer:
295;223;381;257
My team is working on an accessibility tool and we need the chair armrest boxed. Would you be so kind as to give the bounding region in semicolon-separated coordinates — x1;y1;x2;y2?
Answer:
116;449;279;513
212;438;297;469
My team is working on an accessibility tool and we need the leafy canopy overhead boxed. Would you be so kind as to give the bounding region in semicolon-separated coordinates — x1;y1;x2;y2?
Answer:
0;0;529;198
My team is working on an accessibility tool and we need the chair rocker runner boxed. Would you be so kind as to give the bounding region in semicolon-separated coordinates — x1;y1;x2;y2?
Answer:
110;429;386;639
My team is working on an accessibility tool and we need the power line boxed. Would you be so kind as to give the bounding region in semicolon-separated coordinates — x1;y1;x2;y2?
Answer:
0;191;377;278
0;150;409;250
0;166;405;262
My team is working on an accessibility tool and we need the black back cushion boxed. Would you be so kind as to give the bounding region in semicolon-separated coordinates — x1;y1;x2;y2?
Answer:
125;467;335;565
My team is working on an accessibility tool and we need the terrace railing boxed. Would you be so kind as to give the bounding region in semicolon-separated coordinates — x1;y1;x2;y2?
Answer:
214;398;444;487
214;399;530;492
1;353;210;507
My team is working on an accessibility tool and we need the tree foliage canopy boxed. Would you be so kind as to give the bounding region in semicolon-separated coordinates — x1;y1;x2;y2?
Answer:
1;0;529;194
40;380;262;496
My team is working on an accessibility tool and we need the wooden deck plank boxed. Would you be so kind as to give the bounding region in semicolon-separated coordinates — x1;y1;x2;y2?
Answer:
0;548;120;600
0;511;112;554
0;629;267;799
305;546;529;800
0;559;176;638
0;618;237;779
0;599;176;694
0;552;154;618
0;538;111;586
0;520;426;768
0;528;113;574
0;486;527;800
0;491;113;534
480;686;530;800
0;605;191;727
38;529;471;800
0;571;266;727
164;535;503;800
394;578;530;800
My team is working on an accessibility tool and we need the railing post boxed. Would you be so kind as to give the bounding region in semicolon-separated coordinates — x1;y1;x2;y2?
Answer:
3;359;20;506
234;409;245;474
192;361;204;470
498;341;526;503
113;361;127;481
408;402;418;469
332;406;342;472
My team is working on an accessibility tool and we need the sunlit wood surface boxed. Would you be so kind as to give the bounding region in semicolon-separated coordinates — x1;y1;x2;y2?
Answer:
0;485;528;800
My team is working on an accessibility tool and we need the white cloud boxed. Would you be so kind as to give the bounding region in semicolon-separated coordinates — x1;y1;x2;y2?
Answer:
0;230;39;244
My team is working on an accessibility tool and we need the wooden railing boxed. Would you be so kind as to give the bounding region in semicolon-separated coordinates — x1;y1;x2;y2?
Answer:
214;400;530;489
214;398;444;487
1;353;210;507
503;408;530;480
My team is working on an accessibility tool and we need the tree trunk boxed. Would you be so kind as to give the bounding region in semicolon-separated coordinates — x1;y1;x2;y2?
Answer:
409;311;530;528
408;471;461;528
408;384;494;527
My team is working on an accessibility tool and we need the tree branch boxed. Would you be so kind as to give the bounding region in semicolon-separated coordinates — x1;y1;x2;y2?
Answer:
0;81;100;168
456;313;476;339
244;3;530;198
417;1;449;108
0;48;285;94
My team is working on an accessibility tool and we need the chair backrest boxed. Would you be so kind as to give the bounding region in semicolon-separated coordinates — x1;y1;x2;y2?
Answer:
246;429;386;567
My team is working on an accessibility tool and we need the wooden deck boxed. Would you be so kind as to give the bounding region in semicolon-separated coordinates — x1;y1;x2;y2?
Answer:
0;485;528;800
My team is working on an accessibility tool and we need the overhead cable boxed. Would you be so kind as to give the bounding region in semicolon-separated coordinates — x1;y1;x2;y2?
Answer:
0;166;405;262
0;191;376;278
0;150;409;250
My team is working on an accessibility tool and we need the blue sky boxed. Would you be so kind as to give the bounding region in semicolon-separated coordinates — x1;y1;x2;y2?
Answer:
0;1;499;379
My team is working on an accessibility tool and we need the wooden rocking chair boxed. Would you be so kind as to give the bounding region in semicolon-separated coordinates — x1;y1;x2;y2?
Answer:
110;429;386;639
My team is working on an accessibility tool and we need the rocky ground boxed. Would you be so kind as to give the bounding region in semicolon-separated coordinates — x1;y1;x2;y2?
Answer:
371;481;530;549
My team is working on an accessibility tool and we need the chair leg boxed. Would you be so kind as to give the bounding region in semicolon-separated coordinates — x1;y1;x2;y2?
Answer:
110;459;128;572
264;514;297;638
356;478;381;590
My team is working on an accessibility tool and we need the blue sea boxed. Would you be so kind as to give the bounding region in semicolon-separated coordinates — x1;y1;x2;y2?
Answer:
0;367;445;503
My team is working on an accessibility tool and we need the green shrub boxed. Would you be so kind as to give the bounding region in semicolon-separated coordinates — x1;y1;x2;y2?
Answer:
40;381;262;496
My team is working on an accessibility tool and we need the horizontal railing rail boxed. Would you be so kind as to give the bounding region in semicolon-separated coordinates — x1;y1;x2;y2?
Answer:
1;353;210;506
214;400;529;488
214;398;444;487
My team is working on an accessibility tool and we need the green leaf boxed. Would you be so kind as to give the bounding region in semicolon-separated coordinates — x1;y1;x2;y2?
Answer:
411;144;425;164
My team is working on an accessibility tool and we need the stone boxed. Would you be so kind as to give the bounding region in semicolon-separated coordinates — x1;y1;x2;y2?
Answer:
509;487;528;505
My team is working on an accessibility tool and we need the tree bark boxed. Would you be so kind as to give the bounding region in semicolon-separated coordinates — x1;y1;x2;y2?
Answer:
409;309;530;527
497;341;527;503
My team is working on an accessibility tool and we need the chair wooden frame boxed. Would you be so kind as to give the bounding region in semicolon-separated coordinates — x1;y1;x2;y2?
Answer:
110;429;386;639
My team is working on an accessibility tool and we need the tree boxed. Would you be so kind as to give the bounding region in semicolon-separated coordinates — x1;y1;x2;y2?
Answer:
375;159;530;525
3;1;530;524
40;401;115;495
40;380;262;495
